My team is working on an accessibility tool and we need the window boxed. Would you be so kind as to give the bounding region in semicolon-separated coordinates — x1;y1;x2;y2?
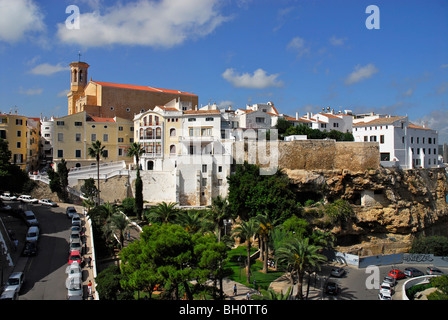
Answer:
118;148;123;156
119;126;123;131
156;127;161;139
17;142;21;148
205;117;214;122
370;136;377;142
380;135;385;144
75;133;81;142
202;178;207;187
75;150;81;158
44;133;50;138
57;150;63;158
118;137;124;143
56;121;65;126
202;164;207;173
333;123;339;128
91;134;97;142
218;166;222;173
188;118;196;122
364;136;368;142
411;137;414;144
74;122;82;126
16;119;23;125
103;134;109;142
170;128;176;137
170;145;176;154
380;153;390;161
321;123;327;128
155;116;159;125
218;179;223;186
0;130;6;139
103;150;108;158
58;133;64;142
17;130;21;137
126;108;130;112
256;117;265;123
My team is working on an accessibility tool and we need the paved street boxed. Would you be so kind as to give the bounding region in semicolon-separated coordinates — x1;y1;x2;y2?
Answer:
0;201;96;300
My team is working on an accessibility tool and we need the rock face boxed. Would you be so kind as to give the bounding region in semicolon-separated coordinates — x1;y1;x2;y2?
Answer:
285;167;448;253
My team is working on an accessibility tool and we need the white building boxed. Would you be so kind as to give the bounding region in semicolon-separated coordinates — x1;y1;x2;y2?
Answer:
283;107;353;133
40;117;54;164
133;99;232;207
352;114;439;169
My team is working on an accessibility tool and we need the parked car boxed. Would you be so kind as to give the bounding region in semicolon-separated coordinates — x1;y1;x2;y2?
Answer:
0;193;17;201
378;292;392;300
22;241;38;256
26;226;40;242
23;211;39;227
0;290;19;300
72;214;82;227
17;195;38;204
69;250;82;265
379;282;393;295
382;275;397;287
404;267;424;278
66;276;83;300
70;231;81;243
330;267;346;277
38;199;58;207
324;281;340;295
71;225;83;236
65;261;82;278
4;272;25;294
426;266;444;275
69;239;83;254
66;207;77;218
388;269;405;280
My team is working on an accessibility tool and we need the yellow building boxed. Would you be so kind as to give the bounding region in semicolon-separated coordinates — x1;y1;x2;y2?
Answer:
52;111;134;169
0;113;40;172
67;60;199;120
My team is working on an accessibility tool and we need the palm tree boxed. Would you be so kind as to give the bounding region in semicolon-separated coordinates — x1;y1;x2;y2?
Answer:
255;213;277;273
176;209;204;234
108;213;131;248
87;140;107;205
127;142;144;170
276;237;327;300
261;287;291;300
148;201;178;224
206;196;231;242
232;218;259;284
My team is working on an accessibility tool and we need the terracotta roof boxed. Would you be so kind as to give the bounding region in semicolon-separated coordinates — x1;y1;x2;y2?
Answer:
92;81;197;97
353;116;406;126
183;110;220;115
87;115;115;123
317;113;342;119
408;123;433;131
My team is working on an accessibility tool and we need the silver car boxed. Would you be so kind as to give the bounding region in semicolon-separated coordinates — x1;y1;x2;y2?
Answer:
66;276;83;300
69;239;83;254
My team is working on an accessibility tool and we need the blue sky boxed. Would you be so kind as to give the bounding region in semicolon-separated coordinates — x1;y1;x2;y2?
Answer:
1;0;447;142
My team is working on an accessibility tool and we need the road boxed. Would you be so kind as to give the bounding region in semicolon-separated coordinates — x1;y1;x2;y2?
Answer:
2;201;78;300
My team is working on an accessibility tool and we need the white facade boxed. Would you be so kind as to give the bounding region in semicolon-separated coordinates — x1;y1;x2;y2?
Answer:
40;117;54;162
352;115;439;169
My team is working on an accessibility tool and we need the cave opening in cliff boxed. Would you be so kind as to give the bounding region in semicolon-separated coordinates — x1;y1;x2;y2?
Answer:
296;191;323;206
336;234;362;247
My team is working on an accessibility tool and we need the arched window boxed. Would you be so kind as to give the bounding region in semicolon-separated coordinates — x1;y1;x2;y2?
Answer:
146;128;152;139
148;115;152;125
139;128;144;140
170;144;176;155
155;116;159;125
79;70;83;82
143;116;147;126
170;128;176;137
156;127;161;139
147;161;154;171
73;70;78;82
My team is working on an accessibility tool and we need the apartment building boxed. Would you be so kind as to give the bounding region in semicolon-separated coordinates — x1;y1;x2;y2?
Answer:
284;107;353;133
132;99;232;206
0;112;40;171
352;114;439;169
51;111;134;169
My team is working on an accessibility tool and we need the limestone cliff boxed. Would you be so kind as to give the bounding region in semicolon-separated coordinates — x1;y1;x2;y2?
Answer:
285;167;448;254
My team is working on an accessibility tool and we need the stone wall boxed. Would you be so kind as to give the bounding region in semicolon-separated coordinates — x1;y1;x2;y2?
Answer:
234;140;380;172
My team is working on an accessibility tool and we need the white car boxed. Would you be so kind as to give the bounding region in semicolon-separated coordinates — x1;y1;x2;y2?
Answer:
66;261;82;279
379;282;393;295
66;276;83;300
23;210;39;227
38;199;58;207
3;272;25;295
18;195;38;204
0;193;17;201
378;292;392;300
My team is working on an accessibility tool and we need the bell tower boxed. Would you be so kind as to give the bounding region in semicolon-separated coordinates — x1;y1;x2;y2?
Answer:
67;58;89;115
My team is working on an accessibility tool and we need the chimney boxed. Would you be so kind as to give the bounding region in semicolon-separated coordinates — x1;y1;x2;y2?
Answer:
296;112;299;120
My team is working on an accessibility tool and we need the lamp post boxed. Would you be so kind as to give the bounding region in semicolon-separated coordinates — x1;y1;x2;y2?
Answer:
238;254;242;281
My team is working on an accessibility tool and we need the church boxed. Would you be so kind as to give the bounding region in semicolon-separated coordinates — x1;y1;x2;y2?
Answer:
67;60;199;120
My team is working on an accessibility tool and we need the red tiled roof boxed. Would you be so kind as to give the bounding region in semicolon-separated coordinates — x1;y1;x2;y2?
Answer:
92;81;197;97
353;116;406;126
87;115;115;123
408;123;433;131
183;110;220;115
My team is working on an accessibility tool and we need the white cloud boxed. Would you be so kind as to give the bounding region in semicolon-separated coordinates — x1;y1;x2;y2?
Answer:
57;89;71;97
222;68;284;89
0;0;45;43
287;36;310;58
440;64;448;69
329;36;347;46
414;108;448;144
30;63;70;76
19;87;43;95
56;0;229;48
345;63;378;85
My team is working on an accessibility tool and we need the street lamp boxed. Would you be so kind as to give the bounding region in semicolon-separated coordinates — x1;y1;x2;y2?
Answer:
238;254;242;280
